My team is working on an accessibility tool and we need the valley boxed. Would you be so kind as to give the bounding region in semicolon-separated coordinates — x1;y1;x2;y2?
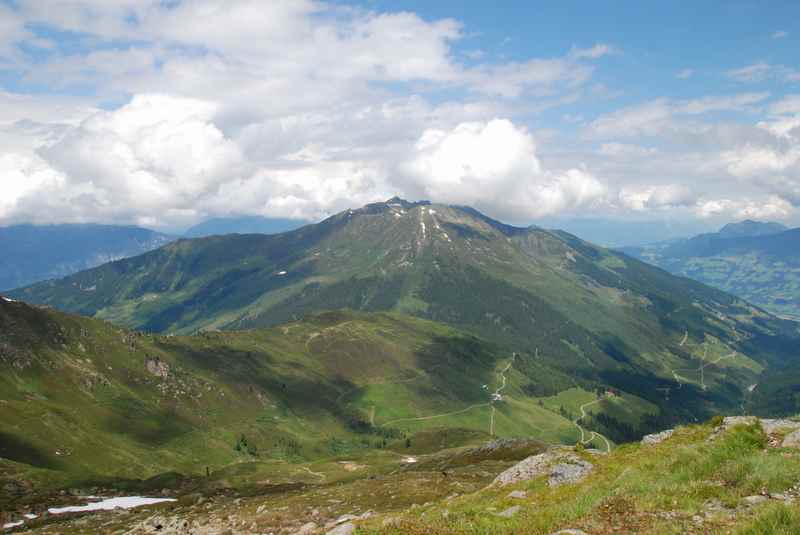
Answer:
620;221;800;320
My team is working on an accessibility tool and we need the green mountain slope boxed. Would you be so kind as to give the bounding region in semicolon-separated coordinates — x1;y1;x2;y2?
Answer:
1;297;590;497
621;224;800;320
8;200;800;429
2;286;797;500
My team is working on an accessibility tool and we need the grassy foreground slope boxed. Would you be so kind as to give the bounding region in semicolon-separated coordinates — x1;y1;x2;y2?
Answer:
363;418;800;534
14;418;800;534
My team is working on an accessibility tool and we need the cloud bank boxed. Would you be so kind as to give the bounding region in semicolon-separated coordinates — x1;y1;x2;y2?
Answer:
0;1;798;228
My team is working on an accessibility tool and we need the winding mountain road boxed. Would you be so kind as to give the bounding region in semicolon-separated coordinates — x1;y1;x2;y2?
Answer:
670;334;737;391
379;402;491;427
489;353;517;436
573;398;611;453
379;353;517;433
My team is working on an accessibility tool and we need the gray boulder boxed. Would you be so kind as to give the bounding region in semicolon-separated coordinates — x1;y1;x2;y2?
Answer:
493;448;593;487
783;429;800;448
641;429;674;445
761;418;800;435
495;505;521;518
713;416;800;440
326;522;356;535
548;459;594;487
295;522;318;535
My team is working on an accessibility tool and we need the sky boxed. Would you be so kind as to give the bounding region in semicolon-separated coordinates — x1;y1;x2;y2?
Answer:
0;0;799;232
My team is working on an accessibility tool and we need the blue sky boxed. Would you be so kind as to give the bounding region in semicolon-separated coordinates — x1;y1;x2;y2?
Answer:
372;1;800;121
0;0;799;231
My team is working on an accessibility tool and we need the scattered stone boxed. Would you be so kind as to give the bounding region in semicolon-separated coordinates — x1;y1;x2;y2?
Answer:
325;514;358;529
550;530;588;535
495;505;521;518
743;495;768;506
641;429;674;445
295;521;318;534
326;522;356;535
381;516;401;528
507;490;527;499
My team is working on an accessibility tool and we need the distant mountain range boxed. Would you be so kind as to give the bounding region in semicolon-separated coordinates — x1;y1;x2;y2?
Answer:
11;198;800;435
534;217;712;248
0;224;174;291
0;217;312;292
620;220;800;319
183;216;309;238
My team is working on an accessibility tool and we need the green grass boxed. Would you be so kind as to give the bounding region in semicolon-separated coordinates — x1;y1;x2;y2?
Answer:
735;504;800;534
359;420;800;534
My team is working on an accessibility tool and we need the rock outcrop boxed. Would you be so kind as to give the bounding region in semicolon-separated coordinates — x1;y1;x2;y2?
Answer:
145;356;170;378
708;416;800;442
492;448;593;487
782;429;800;448
641;429;674;445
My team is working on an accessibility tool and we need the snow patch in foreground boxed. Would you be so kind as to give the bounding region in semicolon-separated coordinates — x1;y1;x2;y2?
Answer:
48;496;176;515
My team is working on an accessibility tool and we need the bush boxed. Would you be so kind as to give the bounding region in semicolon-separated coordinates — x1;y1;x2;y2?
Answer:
708;414;725;427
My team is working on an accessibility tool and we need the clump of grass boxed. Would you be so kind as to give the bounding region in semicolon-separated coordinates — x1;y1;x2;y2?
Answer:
708;414;725;427
735;503;800;535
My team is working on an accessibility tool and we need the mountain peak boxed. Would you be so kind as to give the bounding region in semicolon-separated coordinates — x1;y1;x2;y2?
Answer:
383;196;431;209
717;220;787;239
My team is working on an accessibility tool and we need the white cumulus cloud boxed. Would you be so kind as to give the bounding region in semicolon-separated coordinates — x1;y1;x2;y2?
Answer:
695;197;794;220
403;119;607;220
619;184;695;212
